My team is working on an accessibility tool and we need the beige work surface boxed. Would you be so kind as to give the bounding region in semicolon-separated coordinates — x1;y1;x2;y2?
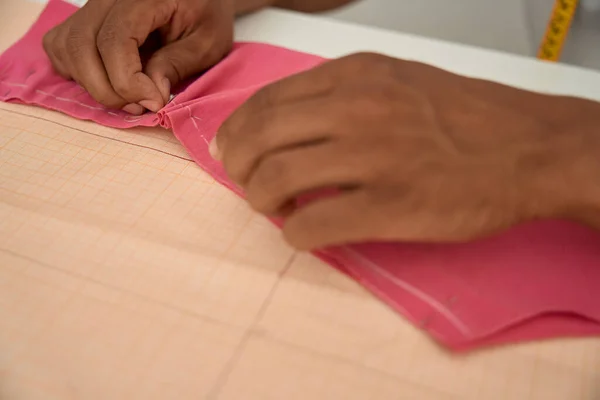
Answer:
1;1;599;399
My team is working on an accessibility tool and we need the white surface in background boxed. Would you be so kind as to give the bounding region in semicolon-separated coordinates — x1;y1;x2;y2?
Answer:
234;7;600;102
324;0;533;56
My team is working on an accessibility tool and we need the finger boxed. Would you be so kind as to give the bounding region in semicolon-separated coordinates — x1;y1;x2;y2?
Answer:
221;97;348;185
97;0;174;111
144;29;232;103
43;29;72;79
282;190;381;250
245;140;369;216
64;30;134;110
51;0;141;112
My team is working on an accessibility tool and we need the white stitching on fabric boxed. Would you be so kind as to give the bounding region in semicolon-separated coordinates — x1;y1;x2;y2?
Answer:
447;296;458;306
188;106;199;130
0;81;214;137
124;116;143;122
339;247;473;337
34;89;105;111
0;80;161;123
2;82;27;88
185;105;208;144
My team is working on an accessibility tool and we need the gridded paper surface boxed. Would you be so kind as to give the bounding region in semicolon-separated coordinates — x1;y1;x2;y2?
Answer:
1;1;600;399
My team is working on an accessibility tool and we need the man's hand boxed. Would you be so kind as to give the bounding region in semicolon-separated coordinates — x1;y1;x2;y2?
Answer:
213;53;600;250
43;0;235;114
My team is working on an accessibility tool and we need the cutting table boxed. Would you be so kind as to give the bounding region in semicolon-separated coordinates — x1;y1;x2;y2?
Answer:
0;0;599;399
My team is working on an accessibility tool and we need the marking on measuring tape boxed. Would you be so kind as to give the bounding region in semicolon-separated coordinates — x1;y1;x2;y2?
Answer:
537;0;579;62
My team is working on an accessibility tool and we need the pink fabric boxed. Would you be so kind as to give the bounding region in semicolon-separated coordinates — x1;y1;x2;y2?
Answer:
2;0;600;351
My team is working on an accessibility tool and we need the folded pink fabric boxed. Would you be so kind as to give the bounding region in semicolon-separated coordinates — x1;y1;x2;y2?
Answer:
2;0;600;351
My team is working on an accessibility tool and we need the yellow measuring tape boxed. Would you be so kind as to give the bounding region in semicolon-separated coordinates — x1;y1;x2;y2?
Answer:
537;0;579;61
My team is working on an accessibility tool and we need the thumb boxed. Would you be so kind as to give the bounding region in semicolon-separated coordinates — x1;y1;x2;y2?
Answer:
144;31;232;103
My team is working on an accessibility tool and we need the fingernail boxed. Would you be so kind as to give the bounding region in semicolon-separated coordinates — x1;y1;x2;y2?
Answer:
122;103;144;115
209;137;220;160
139;100;162;113
159;78;171;102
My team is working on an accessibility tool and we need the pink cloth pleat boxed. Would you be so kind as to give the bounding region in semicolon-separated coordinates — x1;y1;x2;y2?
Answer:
2;0;600;351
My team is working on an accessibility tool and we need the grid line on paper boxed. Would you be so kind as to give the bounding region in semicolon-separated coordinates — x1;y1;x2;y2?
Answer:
204;252;298;400
0;103;187;157
1;107;194;161
0;102;293;399
0;246;242;330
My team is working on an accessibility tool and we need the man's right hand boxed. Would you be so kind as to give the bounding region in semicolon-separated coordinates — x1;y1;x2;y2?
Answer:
43;0;236;115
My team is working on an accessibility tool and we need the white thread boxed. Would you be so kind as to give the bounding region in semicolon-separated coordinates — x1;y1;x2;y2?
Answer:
186;105;209;145
124;115;143;122
1;80;156;122
339;247;473;337
1;81;27;88
190;116;198;130
35;89;105;111
187;105;199;130
335;269;443;339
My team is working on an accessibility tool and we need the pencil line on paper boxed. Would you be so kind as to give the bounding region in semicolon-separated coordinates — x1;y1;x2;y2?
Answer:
205;252;298;400
0;247;236;329
0;108;194;162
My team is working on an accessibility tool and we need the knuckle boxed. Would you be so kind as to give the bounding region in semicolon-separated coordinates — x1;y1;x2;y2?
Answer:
250;76;290;111
110;78;132;98
201;29;234;65
350;52;391;66
221;112;275;184
96;23;119;52
248;155;302;214
42;29;70;63
42;30;57;53
364;89;398;113
221;154;240;183
64;31;92;59
348;51;383;63
150;53;184;82
254;154;290;192
344;52;396;76
251;85;276;109
97;95;124;109
230;109;267;149
42;30;66;68
343;88;396;121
